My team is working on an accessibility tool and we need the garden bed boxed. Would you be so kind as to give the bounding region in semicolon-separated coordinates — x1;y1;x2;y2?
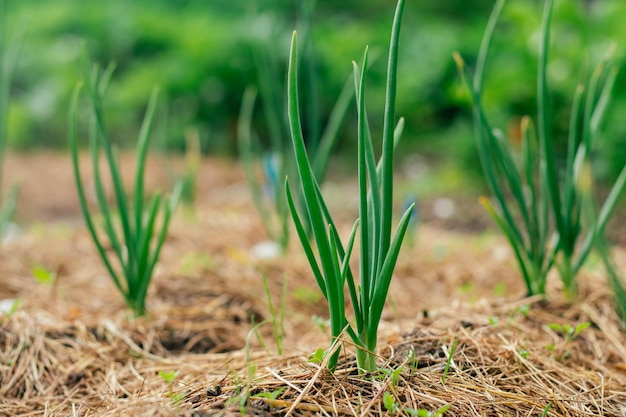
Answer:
1;152;625;416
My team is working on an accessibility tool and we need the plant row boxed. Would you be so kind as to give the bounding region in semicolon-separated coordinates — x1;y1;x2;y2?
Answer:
1;0;625;374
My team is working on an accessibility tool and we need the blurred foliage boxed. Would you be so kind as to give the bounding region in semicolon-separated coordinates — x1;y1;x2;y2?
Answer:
3;0;626;182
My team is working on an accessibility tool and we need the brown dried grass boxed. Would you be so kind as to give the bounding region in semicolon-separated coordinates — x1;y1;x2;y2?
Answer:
1;154;626;416
2;285;625;416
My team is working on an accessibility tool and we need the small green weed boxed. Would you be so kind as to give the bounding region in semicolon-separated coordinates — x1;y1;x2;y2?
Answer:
292;286;322;304
546;321;590;361
158;370;178;384
251;387;285;402
516;304;530;318
377;366;404;388
406;405;450;417
441;336;459;385
493;282;506;297
458;282;474;295
307;347;325;364
32;265;56;285
176;252;213;275
158;370;185;407
226;320;267;412
547;322;590;343
383;391;399;414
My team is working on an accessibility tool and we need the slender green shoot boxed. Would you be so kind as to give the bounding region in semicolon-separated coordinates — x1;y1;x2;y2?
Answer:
228;319;267;412
179;127;201;206
457;0;626;298
0;183;17;238
597;238;626;327
441;336;459;385
238;87;290;252
579;161;626;326
0;0;25;239
69;49;182;317
402;193;420;247
286;0;412;372
238;1;353;252
261;273;286;355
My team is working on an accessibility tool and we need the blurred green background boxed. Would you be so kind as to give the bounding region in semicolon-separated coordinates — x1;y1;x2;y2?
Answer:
4;0;626;182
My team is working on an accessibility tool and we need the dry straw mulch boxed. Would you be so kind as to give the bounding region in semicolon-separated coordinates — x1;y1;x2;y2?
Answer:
2;285;625;417
2;153;626;416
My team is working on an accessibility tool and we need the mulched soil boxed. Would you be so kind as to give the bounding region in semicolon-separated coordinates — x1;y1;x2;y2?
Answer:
1;152;625;416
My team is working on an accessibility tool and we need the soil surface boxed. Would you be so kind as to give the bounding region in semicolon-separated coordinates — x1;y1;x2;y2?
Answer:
1;152;625;416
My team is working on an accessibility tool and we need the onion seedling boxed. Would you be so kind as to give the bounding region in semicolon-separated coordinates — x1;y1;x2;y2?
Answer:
69;49;182;317
457;0;626;298
579;161;626;326
238;1;353;253
596;236;626;327
179;127;201;207
287;0;412;372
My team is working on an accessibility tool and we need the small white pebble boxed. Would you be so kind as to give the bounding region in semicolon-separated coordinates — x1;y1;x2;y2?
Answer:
0;299;18;314
1;222;21;244
250;240;281;260
492;244;510;262
432;197;456;219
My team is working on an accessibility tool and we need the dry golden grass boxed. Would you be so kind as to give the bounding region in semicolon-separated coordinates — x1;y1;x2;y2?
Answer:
1;153;625;416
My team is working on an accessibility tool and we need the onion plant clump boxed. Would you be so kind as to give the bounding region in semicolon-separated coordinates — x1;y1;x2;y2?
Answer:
238;0;353;253
456;0;626;298
287;0;413;372
69;51;182;317
0;0;23;238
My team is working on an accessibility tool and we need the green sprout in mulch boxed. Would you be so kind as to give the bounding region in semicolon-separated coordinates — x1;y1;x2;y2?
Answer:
456;0;626;298
286;0;413;372
69;49;182;317
238;0;353;253
0;0;24;239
